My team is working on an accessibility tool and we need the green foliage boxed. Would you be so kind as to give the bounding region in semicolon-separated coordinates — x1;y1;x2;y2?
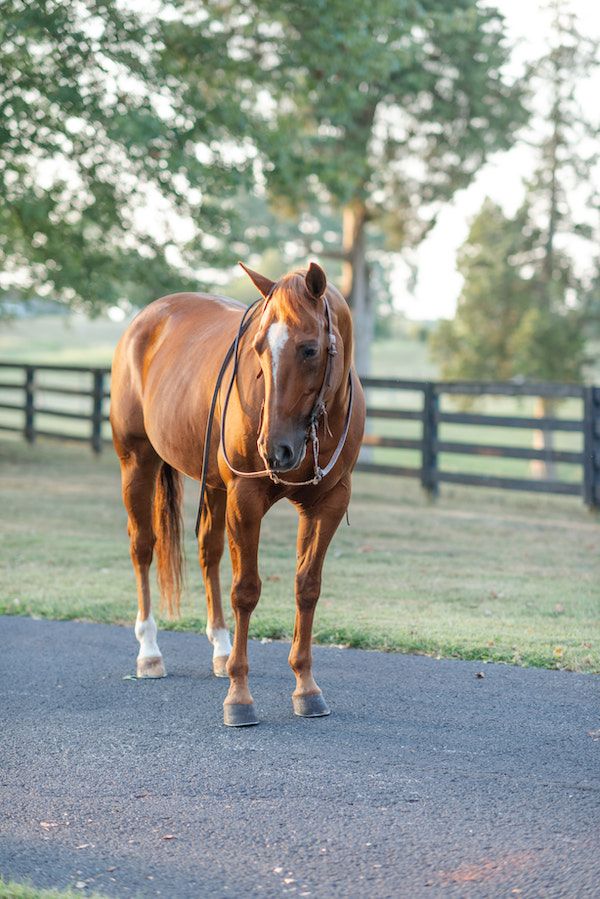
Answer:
430;199;586;382
524;1;599;349
0;0;526;325
431;4;598;386
0;0;254;309
431;200;531;380
251;0;526;243
510;306;585;383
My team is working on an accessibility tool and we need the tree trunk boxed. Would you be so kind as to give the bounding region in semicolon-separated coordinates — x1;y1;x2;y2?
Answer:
543;52;561;284
531;396;557;480
341;200;373;378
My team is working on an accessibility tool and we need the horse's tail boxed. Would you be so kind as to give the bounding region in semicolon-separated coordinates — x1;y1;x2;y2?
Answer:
153;461;184;618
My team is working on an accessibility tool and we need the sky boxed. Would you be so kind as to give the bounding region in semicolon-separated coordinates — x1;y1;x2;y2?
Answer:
400;0;600;321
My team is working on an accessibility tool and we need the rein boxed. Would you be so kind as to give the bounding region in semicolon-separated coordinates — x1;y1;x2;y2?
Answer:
195;292;353;538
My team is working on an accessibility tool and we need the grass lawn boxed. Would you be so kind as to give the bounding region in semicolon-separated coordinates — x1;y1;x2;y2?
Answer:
1;436;598;673
0;879;108;899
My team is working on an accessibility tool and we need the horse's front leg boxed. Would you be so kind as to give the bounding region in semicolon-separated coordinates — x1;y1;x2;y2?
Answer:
291;477;350;717
223;481;267;727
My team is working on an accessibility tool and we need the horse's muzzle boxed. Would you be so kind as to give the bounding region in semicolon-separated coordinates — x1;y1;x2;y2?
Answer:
259;433;307;474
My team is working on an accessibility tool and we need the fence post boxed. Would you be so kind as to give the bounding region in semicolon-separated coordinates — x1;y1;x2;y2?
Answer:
583;385;600;510
91;370;105;454
24;365;35;443
421;382;439;499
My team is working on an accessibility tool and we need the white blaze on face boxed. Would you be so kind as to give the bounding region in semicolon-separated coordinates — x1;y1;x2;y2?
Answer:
135;612;161;660
206;625;232;659
267;320;289;387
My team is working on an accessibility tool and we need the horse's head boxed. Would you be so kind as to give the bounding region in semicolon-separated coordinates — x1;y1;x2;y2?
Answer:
240;261;344;473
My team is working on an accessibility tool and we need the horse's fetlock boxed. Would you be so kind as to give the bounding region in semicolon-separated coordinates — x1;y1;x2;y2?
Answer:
227;659;249;680
289;650;310;675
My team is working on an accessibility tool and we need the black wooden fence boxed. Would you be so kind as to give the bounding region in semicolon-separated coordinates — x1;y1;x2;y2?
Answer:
1;362;599;509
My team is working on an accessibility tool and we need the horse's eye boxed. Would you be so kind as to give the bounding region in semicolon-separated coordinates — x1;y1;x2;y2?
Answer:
301;345;318;360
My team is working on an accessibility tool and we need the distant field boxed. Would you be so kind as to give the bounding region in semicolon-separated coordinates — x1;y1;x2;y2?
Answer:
1;437;598;673
0;313;125;367
0;310;437;374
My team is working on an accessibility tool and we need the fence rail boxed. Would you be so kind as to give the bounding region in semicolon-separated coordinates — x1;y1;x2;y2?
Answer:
0;362;599;509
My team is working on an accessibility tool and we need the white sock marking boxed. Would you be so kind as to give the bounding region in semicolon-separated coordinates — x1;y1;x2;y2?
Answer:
267;321;289;387
206;625;232;659
135;613;162;660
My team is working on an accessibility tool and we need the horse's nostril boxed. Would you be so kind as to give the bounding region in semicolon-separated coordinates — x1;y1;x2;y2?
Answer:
270;442;294;470
279;443;293;464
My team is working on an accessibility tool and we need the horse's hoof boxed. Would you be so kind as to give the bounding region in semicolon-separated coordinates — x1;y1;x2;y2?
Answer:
136;656;166;679
223;703;259;727
213;655;229;678
293;693;330;718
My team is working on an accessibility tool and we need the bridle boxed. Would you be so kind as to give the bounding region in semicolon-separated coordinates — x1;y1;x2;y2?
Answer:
194;288;354;537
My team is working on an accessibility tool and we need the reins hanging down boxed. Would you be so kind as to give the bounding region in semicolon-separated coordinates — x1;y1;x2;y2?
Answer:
195;294;354;538
194;297;262;537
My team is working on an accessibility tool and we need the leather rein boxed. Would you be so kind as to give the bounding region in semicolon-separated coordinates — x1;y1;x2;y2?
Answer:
195;291;354;537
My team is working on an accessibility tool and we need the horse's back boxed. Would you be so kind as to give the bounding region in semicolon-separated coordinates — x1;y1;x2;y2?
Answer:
111;292;246;474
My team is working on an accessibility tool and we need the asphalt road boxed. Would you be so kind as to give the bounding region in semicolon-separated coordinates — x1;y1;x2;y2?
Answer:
1;616;599;898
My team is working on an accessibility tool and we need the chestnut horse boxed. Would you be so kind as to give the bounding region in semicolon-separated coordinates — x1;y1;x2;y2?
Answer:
110;262;365;726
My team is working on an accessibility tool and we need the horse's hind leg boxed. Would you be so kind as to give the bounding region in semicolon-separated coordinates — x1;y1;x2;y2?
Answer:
197;486;231;677
115;436;165;678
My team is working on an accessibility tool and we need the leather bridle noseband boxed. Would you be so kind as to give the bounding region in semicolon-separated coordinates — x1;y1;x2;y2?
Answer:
194;289;354;537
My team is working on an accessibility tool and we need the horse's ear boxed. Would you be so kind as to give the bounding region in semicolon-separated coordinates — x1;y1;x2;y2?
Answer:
305;261;327;299
238;262;276;299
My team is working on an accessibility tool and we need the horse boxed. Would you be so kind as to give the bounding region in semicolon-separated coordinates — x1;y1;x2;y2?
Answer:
110;261;366;726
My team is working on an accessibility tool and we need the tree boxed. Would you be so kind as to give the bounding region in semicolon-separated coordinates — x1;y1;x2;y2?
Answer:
525;0;599;312
431;1;599;476
243;0;526;374
0;0;255;310
431;199;534;381
431;198;585;382
431;198;585;477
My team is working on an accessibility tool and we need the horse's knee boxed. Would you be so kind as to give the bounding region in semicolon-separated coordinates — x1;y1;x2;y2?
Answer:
231;574;261;613
295;571;321;611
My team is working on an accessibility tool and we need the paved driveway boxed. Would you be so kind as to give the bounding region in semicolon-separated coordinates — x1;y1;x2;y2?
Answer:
1;616;598;897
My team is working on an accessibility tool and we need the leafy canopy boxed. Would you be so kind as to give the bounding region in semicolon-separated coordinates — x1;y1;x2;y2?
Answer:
0;0;253;309
249;0;526;245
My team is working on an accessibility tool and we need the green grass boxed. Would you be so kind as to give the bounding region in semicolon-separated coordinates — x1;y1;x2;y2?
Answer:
1;436;598;673
0;878;108;899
